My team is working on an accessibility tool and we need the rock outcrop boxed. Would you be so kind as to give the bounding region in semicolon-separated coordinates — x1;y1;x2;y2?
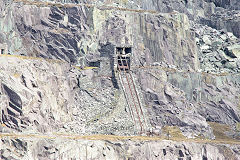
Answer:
0;0;240;159
2;136;240;160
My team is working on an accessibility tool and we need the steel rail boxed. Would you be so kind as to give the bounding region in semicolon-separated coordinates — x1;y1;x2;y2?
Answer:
118;70;136;124
124;71;143;133
119;58;143;133
128;65;147;129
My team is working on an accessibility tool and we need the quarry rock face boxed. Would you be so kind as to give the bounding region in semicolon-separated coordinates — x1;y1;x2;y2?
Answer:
1;137;240;160
0;0;240;159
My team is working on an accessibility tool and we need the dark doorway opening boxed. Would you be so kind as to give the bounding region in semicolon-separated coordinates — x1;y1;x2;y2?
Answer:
1;49;4;55
125;47;132;54
116;47;131;71
88;61;100;67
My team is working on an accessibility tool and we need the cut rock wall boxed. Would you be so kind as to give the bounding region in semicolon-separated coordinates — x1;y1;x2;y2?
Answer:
0;0;240;159
1;136;240;160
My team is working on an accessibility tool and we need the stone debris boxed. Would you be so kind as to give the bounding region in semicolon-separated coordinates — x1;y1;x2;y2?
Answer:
193;22;240;73
0;0;240;159
1;136;240;160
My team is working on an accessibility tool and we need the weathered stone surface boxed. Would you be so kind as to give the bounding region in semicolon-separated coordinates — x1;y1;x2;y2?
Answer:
193;22;240;73
0;0;240;158
224;44;240;58
205;0;240;10
1;137;240;160
0;56;136;135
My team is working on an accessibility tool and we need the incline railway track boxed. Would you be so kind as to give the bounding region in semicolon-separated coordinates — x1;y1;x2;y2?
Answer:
117;56;147;134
